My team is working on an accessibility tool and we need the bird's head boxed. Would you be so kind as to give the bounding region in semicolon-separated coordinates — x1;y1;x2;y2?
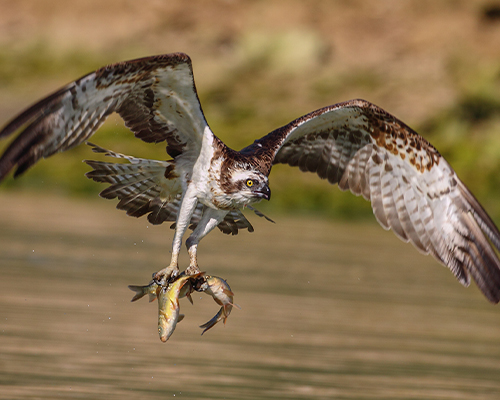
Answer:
225;167;271;204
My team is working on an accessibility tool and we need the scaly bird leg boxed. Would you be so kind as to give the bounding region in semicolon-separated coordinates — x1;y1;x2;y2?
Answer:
153;187;199;285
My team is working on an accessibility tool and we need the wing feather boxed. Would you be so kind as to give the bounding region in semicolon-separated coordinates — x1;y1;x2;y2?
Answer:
367;151;389;229
316;137;334;180
391;162;426;251
379;155;407;241
0;53;212;180
244;99;500;303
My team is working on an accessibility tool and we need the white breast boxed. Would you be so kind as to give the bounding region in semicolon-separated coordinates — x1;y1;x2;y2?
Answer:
178;127;223;209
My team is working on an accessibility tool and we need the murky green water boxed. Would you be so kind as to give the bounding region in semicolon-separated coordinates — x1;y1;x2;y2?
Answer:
1;194;499;399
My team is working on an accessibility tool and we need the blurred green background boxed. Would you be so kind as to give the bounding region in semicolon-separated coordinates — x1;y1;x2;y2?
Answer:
1;0;500;222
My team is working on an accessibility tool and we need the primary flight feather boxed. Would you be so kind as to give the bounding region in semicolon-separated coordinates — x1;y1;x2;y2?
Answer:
1;52;499;303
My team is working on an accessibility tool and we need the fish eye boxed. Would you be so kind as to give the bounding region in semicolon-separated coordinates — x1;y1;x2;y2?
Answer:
246;179;254;187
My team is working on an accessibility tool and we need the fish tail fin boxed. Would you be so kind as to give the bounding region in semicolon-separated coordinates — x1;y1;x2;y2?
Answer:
199;307;224;335
128;285;146;302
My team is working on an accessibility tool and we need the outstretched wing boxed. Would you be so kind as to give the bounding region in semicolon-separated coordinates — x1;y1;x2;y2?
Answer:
0;52;211;180
243;99;500;303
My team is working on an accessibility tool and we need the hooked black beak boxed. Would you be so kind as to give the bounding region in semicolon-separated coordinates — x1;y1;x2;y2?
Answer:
255;184;271;201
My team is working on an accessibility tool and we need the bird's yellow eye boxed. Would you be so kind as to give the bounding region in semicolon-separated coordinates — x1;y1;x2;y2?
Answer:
246;179;254;187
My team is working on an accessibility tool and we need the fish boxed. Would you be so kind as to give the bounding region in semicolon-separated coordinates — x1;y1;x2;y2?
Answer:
128;280;160;302
199;275;239;335
158;272;203;342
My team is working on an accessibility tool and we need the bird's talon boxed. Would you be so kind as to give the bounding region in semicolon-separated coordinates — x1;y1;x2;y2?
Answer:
152;266;179;286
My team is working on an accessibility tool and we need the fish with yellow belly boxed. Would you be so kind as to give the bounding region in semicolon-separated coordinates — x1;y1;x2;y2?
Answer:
157;272;204;342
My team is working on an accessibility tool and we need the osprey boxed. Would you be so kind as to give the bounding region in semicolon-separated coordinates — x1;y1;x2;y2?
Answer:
1;53;500;303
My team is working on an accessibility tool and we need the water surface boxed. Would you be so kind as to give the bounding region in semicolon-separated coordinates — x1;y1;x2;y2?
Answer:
1;193;499;399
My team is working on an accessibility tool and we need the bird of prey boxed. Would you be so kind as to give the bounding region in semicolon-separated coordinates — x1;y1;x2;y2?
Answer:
0;53;499;303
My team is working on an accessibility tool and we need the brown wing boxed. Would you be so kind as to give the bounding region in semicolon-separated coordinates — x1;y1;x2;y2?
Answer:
0;53;212;180
242;99;500;303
